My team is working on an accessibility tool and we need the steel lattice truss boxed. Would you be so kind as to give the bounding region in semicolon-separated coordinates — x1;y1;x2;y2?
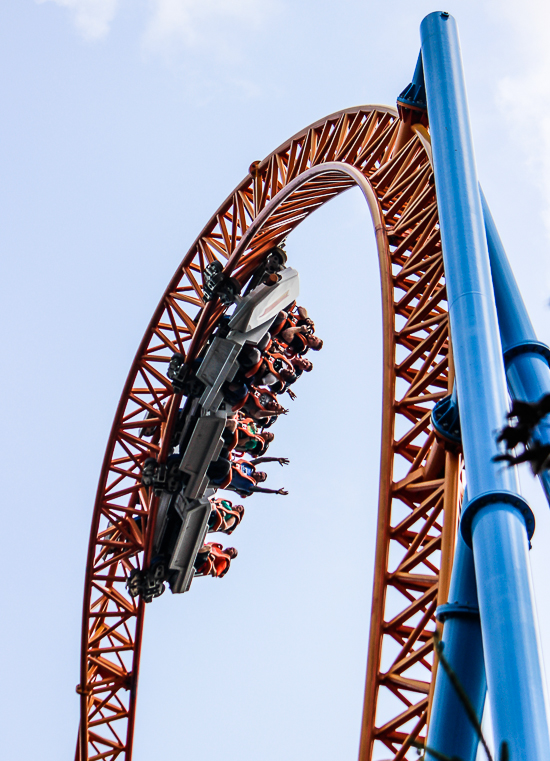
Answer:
76;106;462;761
359;129;462;759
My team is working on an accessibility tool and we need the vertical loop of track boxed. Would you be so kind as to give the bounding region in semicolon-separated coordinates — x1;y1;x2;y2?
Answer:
76;106;461;761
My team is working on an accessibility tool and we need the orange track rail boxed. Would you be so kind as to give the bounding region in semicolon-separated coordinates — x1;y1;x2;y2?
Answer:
76;106;461;761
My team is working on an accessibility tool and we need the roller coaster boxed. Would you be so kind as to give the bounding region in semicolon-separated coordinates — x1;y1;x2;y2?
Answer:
75;12;550;761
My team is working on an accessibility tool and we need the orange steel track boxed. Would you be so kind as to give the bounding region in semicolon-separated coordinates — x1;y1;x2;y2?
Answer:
76;106;462;761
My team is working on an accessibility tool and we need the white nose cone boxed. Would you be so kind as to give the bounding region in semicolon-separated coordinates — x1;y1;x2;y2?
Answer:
228;268;300;333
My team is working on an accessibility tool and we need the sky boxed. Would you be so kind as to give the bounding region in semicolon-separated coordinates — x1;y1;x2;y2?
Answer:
2;1;550;760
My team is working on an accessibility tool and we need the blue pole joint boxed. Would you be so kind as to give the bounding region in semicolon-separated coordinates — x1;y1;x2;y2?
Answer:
437;602;479;622
503;341;550;367
461;491;535;546
431;390;461;445
397;52;427;114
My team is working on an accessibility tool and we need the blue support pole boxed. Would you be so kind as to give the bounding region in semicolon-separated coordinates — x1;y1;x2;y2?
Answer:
420;12;550;759
427;526;486;761
482;190;550;503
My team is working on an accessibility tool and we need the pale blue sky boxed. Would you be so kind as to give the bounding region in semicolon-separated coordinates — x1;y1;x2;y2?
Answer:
2;2;550;759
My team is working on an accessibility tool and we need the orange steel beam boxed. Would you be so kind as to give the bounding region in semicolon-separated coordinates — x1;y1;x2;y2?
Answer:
76;105;461;761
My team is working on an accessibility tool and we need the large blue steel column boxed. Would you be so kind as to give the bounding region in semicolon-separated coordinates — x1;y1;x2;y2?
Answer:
482;191;550;502
426;525;486;761
421;12;550;759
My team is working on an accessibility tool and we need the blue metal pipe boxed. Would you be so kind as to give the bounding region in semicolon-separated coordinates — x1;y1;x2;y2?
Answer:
470;503;549;759
426;527;486;761
420;12;514;498
482;190;550;503
420;12;550;759
481;192;537;348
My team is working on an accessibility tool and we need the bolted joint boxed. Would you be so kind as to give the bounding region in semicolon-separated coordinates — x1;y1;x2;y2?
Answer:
141;457;157;488
202;260;242;306
167;352;188;391
242;244;288;296
503;340;550;368
167;353;205;397
141;458;183;495
431;393;461;446
460;491;535;547
397;52;428;123
126;565;166;604
436;602;479;623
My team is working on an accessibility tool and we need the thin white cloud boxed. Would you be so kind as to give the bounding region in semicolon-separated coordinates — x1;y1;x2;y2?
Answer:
143;0;276;60
36;0;120;40
37;0;278;67
495;0;550;232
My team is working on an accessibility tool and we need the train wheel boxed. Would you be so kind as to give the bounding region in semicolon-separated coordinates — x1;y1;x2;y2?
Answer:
76;106;461;761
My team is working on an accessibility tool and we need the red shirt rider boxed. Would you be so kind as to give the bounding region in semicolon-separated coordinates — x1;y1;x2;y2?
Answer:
194;543;238;578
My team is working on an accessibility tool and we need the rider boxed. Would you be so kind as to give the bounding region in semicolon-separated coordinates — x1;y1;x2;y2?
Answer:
210;456;289;497
194;543;238;578
235;418;274;455
230;456;289;497
222;416;274;456
280;328;323;356
208;498;245;534
269;356;313;396
242;388;287;421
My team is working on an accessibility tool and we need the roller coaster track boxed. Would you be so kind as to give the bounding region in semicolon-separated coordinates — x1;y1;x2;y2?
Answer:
76;105;462;761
